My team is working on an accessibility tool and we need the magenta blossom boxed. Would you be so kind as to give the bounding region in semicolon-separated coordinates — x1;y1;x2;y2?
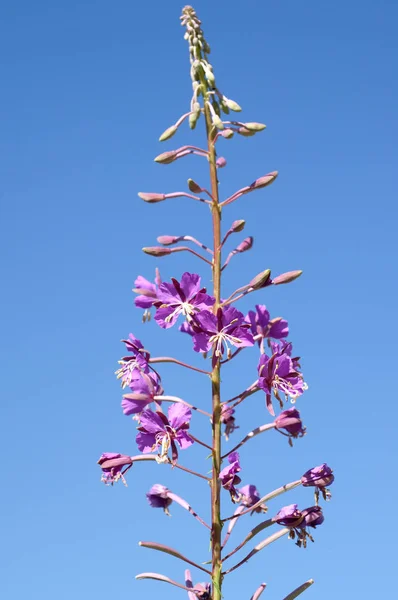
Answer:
154;272;215;329
97;453;133;486
246;304;289;345
192;306;254;365
273;504;304;527
185;569;211;600
136;404;194;463
274;408;306;440
221;403;239;440
239;484;267;513
219;451;242;502
302;506;324;528
115;334;151;389
121;371;163;415
258;342;307;415
133;270;161;317
146;483;173;514
301;464;334;489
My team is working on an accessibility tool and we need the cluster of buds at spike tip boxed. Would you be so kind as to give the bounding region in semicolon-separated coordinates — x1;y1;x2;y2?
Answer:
180;5;241;130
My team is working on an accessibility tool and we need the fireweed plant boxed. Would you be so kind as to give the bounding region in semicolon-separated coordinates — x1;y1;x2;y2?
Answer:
98;6;334;600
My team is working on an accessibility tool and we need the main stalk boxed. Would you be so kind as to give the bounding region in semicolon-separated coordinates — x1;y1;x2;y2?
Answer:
205;105;223;600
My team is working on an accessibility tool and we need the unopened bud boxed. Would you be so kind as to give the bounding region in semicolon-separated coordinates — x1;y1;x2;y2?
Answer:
138;192;166;203
220;129;234;139
205;68;216;87
154;150;178;164
157;235;181;246
159;125;178;142
236;236;253;253
242;122;267;132
142;247;172;257
230;219;245;233
187;178;202;193
224;98;242;112
238;127;256;137
249;171;278;190
273;270;303;285
189;111;200;130
216;156;227;168
250;269;272;289
212;115;224;130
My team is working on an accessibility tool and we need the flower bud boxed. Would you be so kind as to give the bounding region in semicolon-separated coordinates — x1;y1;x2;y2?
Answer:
157;235;181;246
154;150;178;164
220;128;234;139
249;269;272;289
188;178;202;193
142;246;172;257
242;122;267;132
216;156;227;168
272;270;303;285
212;115;224;130
249;171;278;189
224;98;242;112
189;111;200;129
301;464;334;489
237;127;256;137
159;125;178;142
230;219;245;233
138;192;166;203
236;236;253;253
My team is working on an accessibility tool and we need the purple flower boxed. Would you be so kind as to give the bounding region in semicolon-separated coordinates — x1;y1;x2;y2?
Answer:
122;371;163;415
302;506;324;528
301;464;334;489
154;272;215;329
246;304;289;345
115;334;151;389
146;483;173;514
185;570;211;600
136;404;194;463
238;484;266;513
274;408;306;439
97;453;133;486
258;342;307;415
192;306;254;364
273;504;304;527
221;404;239;440
133;271;161;315
219;451;242;502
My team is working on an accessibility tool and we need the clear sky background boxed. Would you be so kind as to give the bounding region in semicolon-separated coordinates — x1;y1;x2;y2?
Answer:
1;1;397;598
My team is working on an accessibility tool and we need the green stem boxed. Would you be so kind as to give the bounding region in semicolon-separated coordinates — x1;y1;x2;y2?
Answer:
205;103;223;600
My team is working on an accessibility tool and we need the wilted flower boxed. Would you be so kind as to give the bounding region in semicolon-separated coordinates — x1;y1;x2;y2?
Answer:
301;463;334;502
273;504;304;527
122;371;163;415
221;404;239;440
246;305;289;345
219;452;242;502
115;334;151;389
274;408;306;441
192;306;254;365
97;453;133;486
302;506;324;528
136;404;194;463
258;342;307;415
238;484;267;513
146;484;173;514
154;272;215;329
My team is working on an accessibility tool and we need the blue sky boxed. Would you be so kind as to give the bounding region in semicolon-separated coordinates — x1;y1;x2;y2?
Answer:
1;1;397;598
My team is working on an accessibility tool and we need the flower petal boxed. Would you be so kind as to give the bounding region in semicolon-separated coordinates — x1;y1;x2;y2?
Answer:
139;410;166;433
136;432;157;453
168;403;192;429
179;272;201;299
176;430;194;449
